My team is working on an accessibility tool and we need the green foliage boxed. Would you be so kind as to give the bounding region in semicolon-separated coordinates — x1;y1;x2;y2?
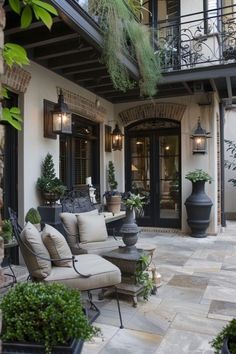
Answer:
3;43;29;68
211;318;236;354
123;192;145;214
2;107;22;130
1;0;57;129
89;0;161;96
185;169;212;183
37;154;66;196
225;139;236;187
8;0;58;30
108;161;118;190
135;254;154;300
0;219;13;243
0;282;98;354
25;208;41;224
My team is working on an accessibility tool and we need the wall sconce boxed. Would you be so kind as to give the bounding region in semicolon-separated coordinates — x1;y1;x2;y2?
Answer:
52;89;72;134
191;118;211;154
112;124;124;151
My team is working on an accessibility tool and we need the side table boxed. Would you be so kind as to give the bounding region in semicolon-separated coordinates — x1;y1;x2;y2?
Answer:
103;247;150;307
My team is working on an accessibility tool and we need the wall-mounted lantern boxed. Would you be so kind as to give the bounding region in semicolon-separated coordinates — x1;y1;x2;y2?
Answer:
191;118;211;154
112;124;124;151
52;89;72;134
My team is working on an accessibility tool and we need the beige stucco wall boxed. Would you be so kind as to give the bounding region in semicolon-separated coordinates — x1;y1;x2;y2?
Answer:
114;93;219;234
224;109;236;219
21;61;116;222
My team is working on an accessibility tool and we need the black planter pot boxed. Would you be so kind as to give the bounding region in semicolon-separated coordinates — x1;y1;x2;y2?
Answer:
185;180;213;238
2;338;83;354
222;337;236;354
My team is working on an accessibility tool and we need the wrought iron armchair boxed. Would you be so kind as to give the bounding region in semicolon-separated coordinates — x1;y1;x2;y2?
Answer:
8;207;124;328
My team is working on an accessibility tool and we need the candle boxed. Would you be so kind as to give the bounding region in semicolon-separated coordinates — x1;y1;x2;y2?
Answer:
86;177;92;186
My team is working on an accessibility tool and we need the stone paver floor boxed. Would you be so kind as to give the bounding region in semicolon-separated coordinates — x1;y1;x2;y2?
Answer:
83;221;236;354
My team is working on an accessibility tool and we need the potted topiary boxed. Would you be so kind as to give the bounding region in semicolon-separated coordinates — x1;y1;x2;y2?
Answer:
1;282;99;354
25;207;42;231
0;219;13;244
37;153;66;205
211;318;236;354
185;169;213;238
105;161;121;214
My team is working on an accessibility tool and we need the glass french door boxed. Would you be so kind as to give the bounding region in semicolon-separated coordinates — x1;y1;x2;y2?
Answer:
125;122;181;228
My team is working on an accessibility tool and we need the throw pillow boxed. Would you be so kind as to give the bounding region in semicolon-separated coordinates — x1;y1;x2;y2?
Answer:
76;213;108;243
42;224;72;267
21;222;51;279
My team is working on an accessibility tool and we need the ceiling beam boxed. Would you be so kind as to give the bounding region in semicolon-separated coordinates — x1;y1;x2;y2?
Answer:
5;17;62;35
182;82;193;94
51;59;100;71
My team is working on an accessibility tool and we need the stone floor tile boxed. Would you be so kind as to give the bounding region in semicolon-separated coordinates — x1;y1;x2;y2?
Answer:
154;329;214;354
158;299;210;316
208;300;236;320
170;313;227;335
203;285;236;303
83;324;119;354
157;285;204;303
183;259;222;273
99;328;162;354
167;274;208;289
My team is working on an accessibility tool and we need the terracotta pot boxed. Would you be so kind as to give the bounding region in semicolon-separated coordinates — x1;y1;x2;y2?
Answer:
106;195;121;214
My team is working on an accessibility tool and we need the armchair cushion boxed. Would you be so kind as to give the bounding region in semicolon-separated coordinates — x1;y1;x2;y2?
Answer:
42;224;72;267
21;222;52;279
44;254;121;291
76;213;108;243
60;209;98;250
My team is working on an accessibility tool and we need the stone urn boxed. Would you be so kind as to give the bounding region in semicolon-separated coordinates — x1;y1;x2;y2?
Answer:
119;208;139;250
185;181;213;238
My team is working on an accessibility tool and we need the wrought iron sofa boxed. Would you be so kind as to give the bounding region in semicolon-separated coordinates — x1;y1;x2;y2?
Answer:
60;190;124;255
8;208;123;328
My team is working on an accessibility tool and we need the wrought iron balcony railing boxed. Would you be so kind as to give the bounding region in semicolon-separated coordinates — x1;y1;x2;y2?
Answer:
74;2;236;73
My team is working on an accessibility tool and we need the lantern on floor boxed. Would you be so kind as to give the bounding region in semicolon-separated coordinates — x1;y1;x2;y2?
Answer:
52;89;72;134
112;124;124;151
191;118;211;154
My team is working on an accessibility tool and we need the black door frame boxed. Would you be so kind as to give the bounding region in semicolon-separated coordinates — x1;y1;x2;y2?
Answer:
125;120;181;228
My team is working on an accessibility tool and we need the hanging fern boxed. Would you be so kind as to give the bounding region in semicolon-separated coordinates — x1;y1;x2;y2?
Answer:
90;0;161;97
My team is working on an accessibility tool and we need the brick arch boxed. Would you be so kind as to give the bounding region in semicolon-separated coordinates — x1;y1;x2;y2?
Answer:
119;102;186;126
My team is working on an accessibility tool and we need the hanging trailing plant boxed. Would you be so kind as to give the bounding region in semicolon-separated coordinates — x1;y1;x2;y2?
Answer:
90;0;161;97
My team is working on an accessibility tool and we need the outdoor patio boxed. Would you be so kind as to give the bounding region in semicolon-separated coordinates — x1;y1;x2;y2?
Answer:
81;221;236;354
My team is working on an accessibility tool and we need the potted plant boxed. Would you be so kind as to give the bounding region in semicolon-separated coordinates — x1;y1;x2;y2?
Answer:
120;192;145;248
105;161;121;214
1;282;99;354
211;318;236;354
37;153;66;205
185;169;213;238
0;219;13;244
25;207;42;231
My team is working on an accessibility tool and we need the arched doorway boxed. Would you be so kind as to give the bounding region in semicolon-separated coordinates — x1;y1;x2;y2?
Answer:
125;118;181;228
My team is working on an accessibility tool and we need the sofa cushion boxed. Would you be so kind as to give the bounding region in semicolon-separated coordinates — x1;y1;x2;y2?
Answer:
20;222;51;279
42;224;72;267
60;209;98;249
79;238;124;254
43;254;121;291
76;213;108;243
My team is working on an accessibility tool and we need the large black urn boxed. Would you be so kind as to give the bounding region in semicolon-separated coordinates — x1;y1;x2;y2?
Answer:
185;180;213;238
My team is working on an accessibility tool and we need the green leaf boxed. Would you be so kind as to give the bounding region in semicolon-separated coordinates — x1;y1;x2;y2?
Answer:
32;4;53;29
21;5;33;28
3;43;29;67
32;0;58;15
9;0;21;15
1;87;9;99
1;107;22;130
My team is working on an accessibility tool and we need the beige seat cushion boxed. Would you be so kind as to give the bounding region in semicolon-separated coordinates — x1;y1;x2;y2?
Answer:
60;210;98;251
42;224;72;267
43;254;121;291
77;213;108;243
79;237;124;254
20;222;51;279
